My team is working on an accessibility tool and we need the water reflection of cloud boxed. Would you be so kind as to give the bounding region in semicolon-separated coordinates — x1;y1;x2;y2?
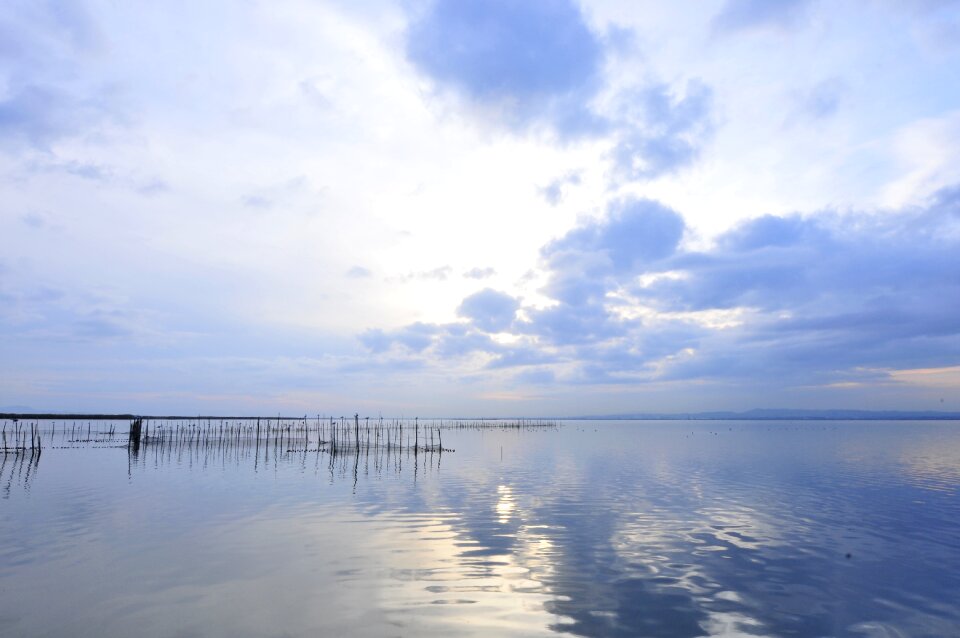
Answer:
610;503;776;637
86;505;569;637
6;421;960;637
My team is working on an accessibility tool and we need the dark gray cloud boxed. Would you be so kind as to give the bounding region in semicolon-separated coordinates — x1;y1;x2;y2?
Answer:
457;288;519;332
404;1;713;182
25;158;112;181
0;281;155;345
359;188;960;390
520;302;628;347
540;171;581;205
359;322;443;354
19;212;47;228
544;199;685;274
0;84;106;150
407;0;601;100
242;195;272;209
463;267;496;279
712;0;813;33
359;321;500;360
788;78;846;123
538;199;685;309
72;312;133;339
406;0;603;135
433;324;500;357
0;3;112;152
930;183;960;216
0;1;100;57
607;81;713;181
641;209;958;316
512;368;555;385
395;266;454;282
637;201;960;380
137;179;170;196
346;266;373;279
485;346;558;370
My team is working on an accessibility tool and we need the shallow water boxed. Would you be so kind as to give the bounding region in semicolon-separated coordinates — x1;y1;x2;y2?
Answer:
2;419;959;637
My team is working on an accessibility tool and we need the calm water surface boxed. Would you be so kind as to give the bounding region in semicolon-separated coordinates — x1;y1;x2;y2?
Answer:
2;419;959;637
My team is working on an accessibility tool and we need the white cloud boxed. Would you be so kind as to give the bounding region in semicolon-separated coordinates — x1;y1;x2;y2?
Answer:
881;110;960;207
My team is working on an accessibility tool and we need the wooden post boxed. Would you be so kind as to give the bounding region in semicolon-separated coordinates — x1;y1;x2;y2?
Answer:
129;418;142;451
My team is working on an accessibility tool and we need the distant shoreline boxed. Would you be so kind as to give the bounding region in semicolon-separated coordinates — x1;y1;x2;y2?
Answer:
3;411;959;421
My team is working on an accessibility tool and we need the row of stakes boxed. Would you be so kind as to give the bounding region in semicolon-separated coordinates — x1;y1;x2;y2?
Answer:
127;415;451;456
1;419;42;457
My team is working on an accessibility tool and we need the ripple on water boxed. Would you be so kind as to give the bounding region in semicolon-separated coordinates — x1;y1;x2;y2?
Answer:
2;420;960;637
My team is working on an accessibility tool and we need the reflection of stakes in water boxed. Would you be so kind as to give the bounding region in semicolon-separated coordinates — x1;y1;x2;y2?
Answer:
0;416;553;495
1;439;41;498
3;415;556;483
9;416;551;457
0;449;8;498
121;416;454;479
1;419;43;457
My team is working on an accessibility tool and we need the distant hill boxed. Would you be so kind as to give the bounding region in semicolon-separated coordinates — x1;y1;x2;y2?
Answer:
0;405;34;413
572;408;960;420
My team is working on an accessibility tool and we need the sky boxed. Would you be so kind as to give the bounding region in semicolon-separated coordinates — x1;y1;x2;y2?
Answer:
1;0;959;416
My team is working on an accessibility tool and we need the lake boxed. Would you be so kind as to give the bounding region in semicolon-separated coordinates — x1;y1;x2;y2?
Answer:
2;419;959;637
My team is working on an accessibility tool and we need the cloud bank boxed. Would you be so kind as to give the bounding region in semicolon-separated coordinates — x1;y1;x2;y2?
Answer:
362;188;960;394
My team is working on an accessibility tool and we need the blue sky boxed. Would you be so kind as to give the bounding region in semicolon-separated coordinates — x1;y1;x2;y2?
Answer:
1;0;959;415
